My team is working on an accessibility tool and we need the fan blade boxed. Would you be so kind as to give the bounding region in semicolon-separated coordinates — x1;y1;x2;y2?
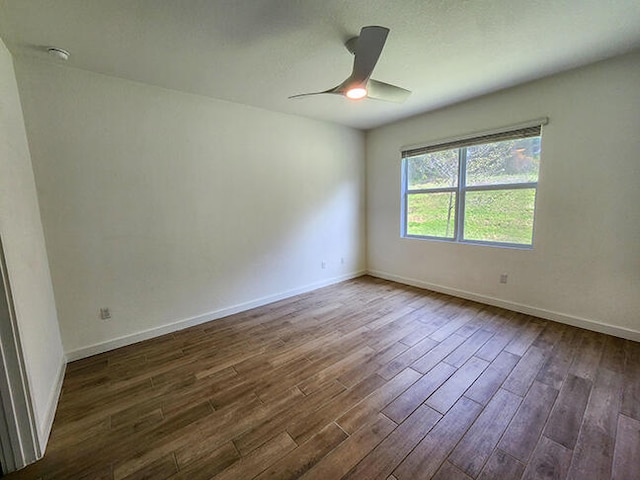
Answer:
350;26;389;85
366;79;411;103
288;86;341;99
288;92;325;99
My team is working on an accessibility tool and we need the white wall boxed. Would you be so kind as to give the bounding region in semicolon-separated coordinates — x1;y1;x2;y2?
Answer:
367;51;640;340
0;39;65;449
13;58;366;358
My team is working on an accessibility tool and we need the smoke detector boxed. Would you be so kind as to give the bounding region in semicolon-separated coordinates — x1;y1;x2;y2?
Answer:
47;47;70;61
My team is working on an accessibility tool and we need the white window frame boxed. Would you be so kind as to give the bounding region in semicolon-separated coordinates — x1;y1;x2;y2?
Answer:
401;119;547;249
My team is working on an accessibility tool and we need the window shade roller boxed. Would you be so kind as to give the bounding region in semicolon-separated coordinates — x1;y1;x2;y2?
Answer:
402;119;547;158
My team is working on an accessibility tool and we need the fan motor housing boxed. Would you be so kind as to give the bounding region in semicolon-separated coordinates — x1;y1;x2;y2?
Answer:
345;36;359;55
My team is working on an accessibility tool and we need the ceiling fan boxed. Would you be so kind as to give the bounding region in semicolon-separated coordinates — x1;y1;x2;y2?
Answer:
289;26;411;103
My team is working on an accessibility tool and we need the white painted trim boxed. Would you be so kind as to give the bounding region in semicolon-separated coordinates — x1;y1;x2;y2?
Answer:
37;356;65;454
368;269;640;342
0;236;41;471
66;271;367;361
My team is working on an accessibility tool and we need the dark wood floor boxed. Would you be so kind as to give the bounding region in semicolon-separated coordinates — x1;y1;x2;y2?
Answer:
8;276;640;480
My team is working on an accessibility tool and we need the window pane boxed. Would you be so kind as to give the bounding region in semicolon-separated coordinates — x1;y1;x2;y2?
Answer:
466;137;541;186
407;150;459;189
463;189;536;245
406;192;456;238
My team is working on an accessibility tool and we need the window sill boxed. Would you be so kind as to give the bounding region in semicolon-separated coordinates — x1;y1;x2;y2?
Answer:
401;234;534;250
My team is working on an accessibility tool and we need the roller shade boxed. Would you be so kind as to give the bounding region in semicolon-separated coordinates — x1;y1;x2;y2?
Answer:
402;118;547;158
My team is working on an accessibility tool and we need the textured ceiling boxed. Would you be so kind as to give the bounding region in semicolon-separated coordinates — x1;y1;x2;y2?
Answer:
1;0;639;129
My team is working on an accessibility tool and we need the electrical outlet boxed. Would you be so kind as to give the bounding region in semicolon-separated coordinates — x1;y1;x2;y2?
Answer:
321;261;326;269
500;273;508;284
99;307;111;320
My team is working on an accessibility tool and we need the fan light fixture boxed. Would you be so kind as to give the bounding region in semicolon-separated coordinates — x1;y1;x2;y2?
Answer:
346;87;367;100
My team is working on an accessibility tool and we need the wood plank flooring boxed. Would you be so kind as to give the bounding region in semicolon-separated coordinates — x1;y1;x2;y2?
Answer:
6;276;639;480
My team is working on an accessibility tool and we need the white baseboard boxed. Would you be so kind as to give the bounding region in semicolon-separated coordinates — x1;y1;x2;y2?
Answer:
37;354;66;454
66;271;367;361
368;269;640;342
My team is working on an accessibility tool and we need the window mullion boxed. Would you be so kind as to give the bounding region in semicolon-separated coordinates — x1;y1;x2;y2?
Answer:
455;147;467;241
406;187;458;195
465;182;538;192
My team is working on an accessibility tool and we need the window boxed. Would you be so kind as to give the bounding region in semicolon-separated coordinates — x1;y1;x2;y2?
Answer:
401;121;545;247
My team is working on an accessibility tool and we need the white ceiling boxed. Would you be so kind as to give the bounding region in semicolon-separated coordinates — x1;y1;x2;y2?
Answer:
1;0;639;130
